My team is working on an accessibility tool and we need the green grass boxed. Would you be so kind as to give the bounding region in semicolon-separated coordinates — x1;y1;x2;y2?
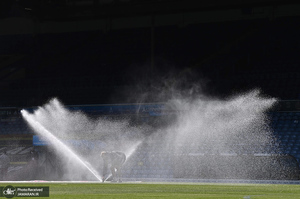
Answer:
1;182;300;199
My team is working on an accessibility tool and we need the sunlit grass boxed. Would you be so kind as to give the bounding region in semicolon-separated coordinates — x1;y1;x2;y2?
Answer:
1;182;300;199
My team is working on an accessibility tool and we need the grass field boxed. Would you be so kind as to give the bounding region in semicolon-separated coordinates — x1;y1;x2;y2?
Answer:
1;182;300;199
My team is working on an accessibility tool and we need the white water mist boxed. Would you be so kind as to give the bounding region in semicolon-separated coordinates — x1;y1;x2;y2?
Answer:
151;89;279;179
21;85;279;181
21;99;145;181
21;110;103;181
169;90;277;154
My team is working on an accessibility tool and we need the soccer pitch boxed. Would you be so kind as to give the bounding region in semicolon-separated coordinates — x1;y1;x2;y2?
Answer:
1;182;300;199
0;182;300;199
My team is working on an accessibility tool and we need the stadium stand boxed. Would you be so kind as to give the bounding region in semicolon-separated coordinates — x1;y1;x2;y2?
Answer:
0;16;299;106
1;0;300;180
0;103;299;180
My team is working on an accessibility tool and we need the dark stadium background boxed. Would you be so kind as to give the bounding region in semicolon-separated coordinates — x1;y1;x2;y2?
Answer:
0;0;300;181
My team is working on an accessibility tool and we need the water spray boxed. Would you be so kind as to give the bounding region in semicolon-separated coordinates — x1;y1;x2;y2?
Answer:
20;88;278;181
21;109;103;181
102;140;144;182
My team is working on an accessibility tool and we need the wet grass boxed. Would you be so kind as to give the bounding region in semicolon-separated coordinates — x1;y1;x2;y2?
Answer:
1;182;300;199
